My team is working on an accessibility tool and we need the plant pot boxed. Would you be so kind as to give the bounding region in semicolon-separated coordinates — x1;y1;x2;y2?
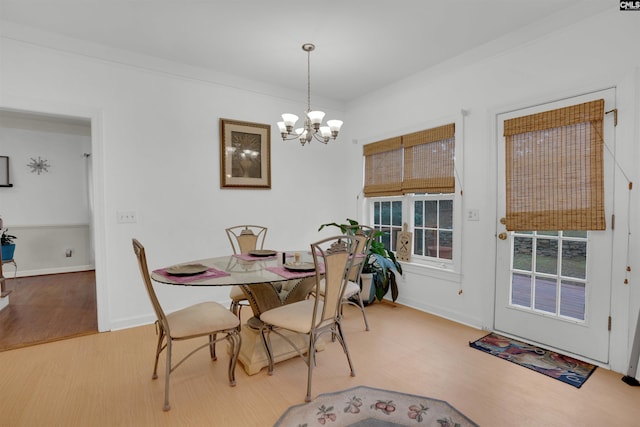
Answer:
1;243;15;261
360;272;375;305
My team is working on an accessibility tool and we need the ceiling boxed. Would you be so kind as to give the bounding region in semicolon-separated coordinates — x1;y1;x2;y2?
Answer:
1;1;611;104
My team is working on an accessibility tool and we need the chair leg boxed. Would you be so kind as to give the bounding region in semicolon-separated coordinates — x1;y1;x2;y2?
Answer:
163;338;172;411
209;333;217;360
335;321;356;377
227;329;242;386
260;327;275;375
305;332;316;402
152;328;165;380
354;292;370;331
229;301;244;331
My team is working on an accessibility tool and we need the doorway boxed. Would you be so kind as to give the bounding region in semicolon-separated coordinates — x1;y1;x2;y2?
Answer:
0;109;99;346
494;88;616;363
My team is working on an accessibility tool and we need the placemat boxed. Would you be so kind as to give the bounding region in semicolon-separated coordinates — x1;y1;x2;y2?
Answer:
233;253;278;261
266;264;324;279
153;267;230;283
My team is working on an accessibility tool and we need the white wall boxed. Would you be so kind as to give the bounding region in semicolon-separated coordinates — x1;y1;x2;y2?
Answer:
345;9;640;373
0;24;353;331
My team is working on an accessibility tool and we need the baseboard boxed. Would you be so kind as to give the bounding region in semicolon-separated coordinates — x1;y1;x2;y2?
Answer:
10;264;94;277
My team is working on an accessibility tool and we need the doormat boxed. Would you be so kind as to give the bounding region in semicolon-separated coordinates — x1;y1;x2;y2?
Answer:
273;385;478;427
469;332;597;388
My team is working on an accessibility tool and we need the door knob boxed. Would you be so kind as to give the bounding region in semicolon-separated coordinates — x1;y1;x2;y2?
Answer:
498;232;507;240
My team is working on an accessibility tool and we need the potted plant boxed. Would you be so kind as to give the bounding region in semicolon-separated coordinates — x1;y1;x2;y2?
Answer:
318;218;402;303
1;227;17;261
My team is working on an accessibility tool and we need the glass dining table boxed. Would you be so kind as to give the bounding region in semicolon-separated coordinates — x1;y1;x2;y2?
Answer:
150;251;322;375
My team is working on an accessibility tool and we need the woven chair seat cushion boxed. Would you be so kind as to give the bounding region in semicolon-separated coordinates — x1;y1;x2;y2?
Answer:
167;301;240;339
317;278;360;299
260;299;325;334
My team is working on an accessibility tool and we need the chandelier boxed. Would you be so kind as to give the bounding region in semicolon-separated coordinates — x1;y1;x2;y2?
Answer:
277;43;343;146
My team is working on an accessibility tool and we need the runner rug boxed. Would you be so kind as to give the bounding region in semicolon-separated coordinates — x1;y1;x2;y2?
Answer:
273;385;478;427
469;332;597;388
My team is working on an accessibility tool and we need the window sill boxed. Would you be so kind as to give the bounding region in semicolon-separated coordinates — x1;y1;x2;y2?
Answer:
399;261;462;284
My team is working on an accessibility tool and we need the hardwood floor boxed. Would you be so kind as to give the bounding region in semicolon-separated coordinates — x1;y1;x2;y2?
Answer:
0;271;98;351
1;301;639;426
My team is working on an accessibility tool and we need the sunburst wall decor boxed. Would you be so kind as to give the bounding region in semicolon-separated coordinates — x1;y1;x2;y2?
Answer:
27;156;50;175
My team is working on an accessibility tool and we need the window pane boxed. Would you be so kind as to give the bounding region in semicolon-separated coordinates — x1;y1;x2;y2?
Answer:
439;200;453;229
513;236;532;271
564;230;587;238
560;280;585;320
392;201;402;226
536;239;558;275
562;240;586;279
534;276;557;313
414;229;424;255
439;231;453;259
414;201;423;227
538;231;558;236
425;201;438;228
425;230;437;256
374;202;381;224
381;202;391;225
381;228;391;249
511;273;532;307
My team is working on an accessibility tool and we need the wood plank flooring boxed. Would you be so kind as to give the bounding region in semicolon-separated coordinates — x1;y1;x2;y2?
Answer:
0;271;98;351
1;301;639;426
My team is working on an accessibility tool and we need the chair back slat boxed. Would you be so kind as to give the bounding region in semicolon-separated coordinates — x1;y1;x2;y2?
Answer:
132;239;169;332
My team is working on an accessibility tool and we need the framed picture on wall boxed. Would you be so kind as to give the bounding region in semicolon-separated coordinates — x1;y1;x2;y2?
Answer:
220;118;271;189
0;156;12;187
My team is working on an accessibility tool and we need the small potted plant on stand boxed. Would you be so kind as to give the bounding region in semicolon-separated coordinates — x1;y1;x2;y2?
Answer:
1;226;17;261
318;218;402;305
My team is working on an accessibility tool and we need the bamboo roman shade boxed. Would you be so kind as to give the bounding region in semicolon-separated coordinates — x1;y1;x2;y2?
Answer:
504;99;605;231
363;124;455;197
402;124;455;194
363;137;403;197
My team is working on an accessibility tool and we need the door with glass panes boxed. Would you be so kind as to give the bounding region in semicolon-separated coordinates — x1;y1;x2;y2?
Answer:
495;89;615;363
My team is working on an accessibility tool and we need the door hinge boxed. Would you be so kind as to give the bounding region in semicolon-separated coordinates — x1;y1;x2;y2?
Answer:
608;316;612;331
612;214;615;230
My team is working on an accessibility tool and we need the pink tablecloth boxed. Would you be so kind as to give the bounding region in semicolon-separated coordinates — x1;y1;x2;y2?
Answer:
153;267;230;284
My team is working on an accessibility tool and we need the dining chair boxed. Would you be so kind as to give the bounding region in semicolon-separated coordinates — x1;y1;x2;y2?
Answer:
225;225;268;320
315;225;374;331
259;235;360;402
132;238;242;411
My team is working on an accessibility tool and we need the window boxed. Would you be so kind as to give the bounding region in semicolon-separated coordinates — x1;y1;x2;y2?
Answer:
413;194;453;260
367;193;454;263
363;123;458;266
371;198;403;251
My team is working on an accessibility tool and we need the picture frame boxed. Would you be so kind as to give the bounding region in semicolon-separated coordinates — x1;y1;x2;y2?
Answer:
220;118;271;189
0;156;12;187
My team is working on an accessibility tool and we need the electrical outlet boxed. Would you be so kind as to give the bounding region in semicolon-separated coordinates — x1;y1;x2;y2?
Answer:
117;210;137;223
467;209;479;221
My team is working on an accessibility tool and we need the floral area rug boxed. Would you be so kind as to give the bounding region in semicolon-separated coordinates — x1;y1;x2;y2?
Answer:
273;385;478;427
469;332;597;388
